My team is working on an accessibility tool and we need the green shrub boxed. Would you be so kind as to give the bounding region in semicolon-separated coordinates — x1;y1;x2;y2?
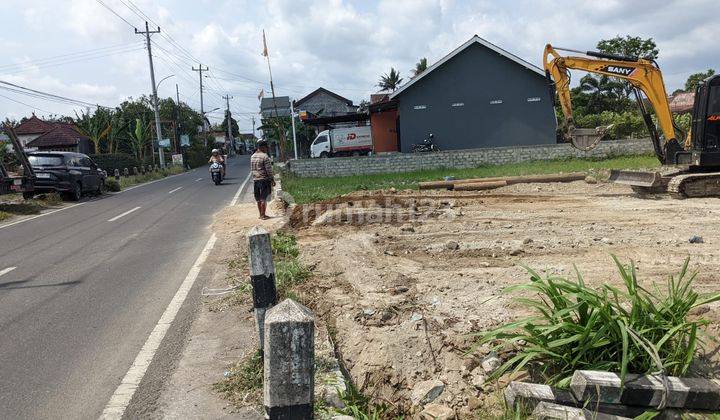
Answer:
477;257;720;387
105;178;121;192
575;111;648;139
90;153;140;175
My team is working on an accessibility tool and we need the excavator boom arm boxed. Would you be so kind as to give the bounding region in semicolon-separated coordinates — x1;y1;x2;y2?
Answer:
543;44;677;159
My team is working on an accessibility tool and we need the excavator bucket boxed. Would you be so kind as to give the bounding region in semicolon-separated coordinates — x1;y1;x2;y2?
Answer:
569;126;612;151
608;170;665;187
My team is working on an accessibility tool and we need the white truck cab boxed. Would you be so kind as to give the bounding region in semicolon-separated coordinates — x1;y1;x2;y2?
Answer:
310;130;332;158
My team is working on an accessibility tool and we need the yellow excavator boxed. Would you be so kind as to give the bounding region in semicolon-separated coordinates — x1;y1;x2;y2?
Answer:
543;44;720;198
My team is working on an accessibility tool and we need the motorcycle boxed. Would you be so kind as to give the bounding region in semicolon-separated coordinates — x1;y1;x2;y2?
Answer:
411;133;440;153
210;162;223;185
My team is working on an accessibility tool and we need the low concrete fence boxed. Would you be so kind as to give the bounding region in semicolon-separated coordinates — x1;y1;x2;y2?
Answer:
287;138;654;178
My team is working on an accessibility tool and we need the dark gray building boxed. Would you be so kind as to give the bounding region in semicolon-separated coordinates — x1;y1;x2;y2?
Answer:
294;87;358;117
390;35;557;152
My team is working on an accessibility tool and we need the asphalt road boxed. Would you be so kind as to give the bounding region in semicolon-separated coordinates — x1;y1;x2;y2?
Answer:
0;156;251;419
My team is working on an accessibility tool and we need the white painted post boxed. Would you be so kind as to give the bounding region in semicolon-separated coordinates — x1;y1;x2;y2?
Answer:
264;298;315;419
247;226;278;356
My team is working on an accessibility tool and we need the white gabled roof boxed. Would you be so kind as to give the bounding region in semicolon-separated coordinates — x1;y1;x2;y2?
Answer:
390;35;545;99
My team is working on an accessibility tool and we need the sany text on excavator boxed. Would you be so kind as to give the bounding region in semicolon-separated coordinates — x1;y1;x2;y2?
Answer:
543;44;720;198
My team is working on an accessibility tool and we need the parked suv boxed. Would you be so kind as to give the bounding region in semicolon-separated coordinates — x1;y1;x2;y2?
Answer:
26;152;106;201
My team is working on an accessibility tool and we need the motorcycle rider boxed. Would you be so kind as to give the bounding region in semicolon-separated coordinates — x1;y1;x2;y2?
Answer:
209;149;225;178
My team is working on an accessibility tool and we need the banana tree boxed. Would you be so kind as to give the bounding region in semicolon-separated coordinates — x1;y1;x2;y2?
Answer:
128;118;150;162
75;109;112;154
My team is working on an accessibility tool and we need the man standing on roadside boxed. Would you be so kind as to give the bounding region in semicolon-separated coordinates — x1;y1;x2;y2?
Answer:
251;140;274;219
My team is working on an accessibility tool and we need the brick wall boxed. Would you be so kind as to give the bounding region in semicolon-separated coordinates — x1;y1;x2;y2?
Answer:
286;138;655;178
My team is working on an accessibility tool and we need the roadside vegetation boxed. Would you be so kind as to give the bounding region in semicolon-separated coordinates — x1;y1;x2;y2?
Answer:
213;350;263;407
0;192;62;222
271;231;311;300
282;154;659;204
117;165;185;190
477;257;720;388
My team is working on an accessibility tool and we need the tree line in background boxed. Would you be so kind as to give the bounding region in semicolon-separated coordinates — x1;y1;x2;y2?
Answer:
2;95;232;172
563;35;713;140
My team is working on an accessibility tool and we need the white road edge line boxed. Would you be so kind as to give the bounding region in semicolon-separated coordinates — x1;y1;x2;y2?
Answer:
230;172;252;206
195;178;202;182
0;267;16;277
0;202;85;231
107;206;141;222
100;234;217;419
167;186;183;194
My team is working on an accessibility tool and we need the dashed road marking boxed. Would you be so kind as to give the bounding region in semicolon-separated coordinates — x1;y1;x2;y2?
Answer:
168;186;183;194
107;206;141;222
0;267;16;277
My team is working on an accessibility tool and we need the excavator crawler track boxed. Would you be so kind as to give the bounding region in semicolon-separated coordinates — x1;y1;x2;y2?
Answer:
667;172;720;199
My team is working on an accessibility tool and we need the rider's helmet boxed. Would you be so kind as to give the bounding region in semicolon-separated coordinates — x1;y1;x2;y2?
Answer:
211;149;219;155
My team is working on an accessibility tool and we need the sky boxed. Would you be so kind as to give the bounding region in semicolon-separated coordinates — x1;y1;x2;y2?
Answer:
0;0;718;133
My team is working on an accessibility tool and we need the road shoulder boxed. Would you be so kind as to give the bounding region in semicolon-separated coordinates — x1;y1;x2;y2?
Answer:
152;201;286;419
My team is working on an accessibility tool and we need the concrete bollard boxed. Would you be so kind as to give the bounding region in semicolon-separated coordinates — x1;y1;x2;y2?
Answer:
155;164;159;171
247;226;278;356
123;168;129;177
133;167;138;175
114;169;120;181
148;165;153;173
264;299;315;419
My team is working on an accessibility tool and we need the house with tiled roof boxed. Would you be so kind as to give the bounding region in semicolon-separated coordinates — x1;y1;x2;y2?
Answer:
14;114;91;153
14;115;56;146
26;125;91;153
293;87;358;117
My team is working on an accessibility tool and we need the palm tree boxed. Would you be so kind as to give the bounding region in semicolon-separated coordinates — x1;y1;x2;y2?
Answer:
412;57;428;77
377;68;403;91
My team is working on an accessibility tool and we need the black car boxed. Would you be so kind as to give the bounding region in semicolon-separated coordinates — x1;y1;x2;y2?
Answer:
26;152;106;201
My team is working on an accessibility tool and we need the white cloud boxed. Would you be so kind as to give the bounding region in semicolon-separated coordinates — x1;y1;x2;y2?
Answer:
1;0;719;131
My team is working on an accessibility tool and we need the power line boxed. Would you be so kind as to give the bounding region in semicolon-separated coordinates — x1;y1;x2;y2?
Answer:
0;46;146;75
0;42;142;71
0;80;110;108
95;0;136;28
0;92;54;114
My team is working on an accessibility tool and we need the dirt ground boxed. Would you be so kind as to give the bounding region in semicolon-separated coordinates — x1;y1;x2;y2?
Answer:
290;179;720;417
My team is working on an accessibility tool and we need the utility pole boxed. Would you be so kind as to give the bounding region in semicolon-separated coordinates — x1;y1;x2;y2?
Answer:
192;64;209;146
174;84;180;154
290;100;298;159
222;94;233;153
136;21;165;166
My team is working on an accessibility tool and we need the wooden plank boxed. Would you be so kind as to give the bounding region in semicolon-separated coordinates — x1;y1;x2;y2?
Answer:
453;181;507;191
531;402;633;420
454;172;586;186
570;370;720;411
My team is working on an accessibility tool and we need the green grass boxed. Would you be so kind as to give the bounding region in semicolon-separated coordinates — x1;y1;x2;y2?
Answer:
0;211;10;222
213;350;263;406
271;231;311;299
334;382;399;420
118;165;185;190
282;154;660;204
477;257;720;388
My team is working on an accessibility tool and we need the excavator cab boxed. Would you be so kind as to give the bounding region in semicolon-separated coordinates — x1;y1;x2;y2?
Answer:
688;75;720;166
